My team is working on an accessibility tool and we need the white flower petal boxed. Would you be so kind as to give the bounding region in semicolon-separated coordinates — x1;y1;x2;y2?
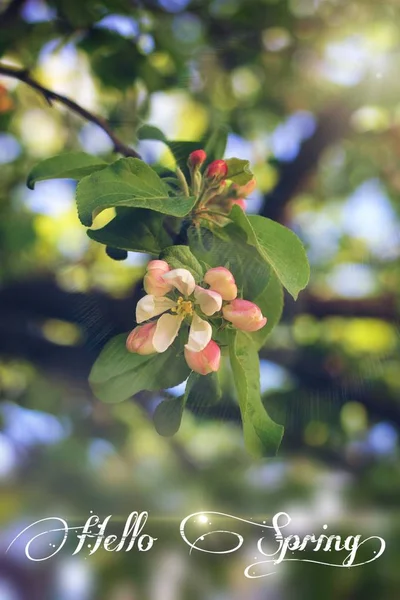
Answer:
136;295;176;323
185;313;212;353
162;268;196;296
194;286;222;316
153;313;184;353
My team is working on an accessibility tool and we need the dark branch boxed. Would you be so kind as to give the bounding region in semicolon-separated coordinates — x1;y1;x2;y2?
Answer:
262;102;352;222
0;62;142;159
0;0;26;29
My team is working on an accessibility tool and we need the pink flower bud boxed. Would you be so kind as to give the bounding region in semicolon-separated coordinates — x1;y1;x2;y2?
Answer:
230;178;256;199
126;322;157;355
222;299;267;332
184;340;221;375
240;177;257;196
188;149;207;168
203;267;237;301
144;260;173;297
204;159;228;182
231;198;247;211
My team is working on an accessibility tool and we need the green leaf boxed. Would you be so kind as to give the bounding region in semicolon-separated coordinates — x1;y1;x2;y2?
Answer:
76;158;197;226
250;272;284;350
137;124;167;143
153;395;185;437
188;224;270;299
225;158;253;185
78;29;143;89
88;208;174;254
153;371;221;436
204;126;229;163
136;126;228;180
105;246;128;261
27;152;108;189
230;206;310;299
161;245;204;281
228;330;284;457
89;333;190;404
185;371;221;410
136;127;201;176
167;141;204;176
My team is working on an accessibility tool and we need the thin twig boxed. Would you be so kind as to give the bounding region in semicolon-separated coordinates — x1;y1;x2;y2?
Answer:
0;62;142;159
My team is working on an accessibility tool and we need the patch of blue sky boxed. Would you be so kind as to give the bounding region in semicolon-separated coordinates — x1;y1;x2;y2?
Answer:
0;434;18;479
20;180;76;216
342;179;400;259
55;558;95;600
322;36;369;87
158;0;191;13
292;210;341;264
138;34;156;54
367;422;398;456
22;0;55;23
224;133;254;162
246;461;288;489
260;360;291;394
97;14;139;38
165;379;188;397
87;438;116;468
326;263;376;298
0;579;20;600
245;189;264;214
0;134;21;164
123;252;150;267
137;139;166;164
0;402;70;448
38;39;78;67
78;123;114;155
271;111;316;162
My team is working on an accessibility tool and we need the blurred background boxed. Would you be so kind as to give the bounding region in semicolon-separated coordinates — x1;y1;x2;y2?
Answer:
0;0;400;598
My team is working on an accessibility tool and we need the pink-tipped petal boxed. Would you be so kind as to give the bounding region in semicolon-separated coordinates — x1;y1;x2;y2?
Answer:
144;260;173;297
162;268;196;297
184;340;221;375
185;313;212;353
126;322;157;355
136;295;176;324
222;298;267;332
194;285;223;316
153;313;183;353
203;266;237;301
146;260;170;273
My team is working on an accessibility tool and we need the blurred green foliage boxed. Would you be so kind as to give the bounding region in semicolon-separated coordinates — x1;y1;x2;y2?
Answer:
1;0;400;598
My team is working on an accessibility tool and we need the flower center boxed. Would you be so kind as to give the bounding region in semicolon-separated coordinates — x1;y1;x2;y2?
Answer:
173;296;194;317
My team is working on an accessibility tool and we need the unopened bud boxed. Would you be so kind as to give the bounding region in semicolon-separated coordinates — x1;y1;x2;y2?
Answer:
126;322;158;355
184;340;221;375
188;149;207;169
238;177;257;197
204;267;237;301
222;299;267;332
231;198;247;211
204;159;228;183
144;260;173;297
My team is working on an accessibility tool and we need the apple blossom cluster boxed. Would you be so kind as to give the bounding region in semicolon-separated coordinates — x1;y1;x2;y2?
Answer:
126;260;267;376
186;150;256;216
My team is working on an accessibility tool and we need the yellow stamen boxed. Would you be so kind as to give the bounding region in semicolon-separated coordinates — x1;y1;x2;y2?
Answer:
172;296;194;317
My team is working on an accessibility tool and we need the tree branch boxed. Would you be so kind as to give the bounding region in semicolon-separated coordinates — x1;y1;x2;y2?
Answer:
262;102;352;222
0;62;142;159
